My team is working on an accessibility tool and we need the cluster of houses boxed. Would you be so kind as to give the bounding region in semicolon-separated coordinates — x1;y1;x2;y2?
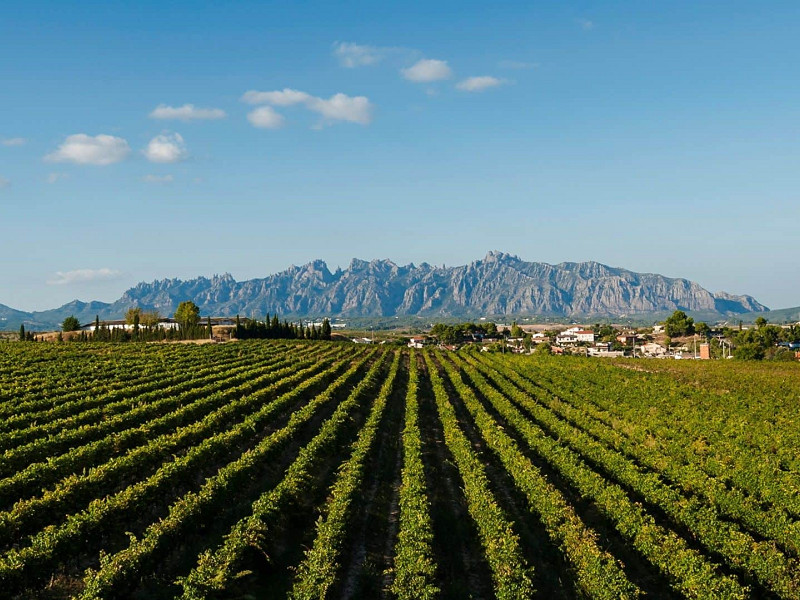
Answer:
409;323;716;359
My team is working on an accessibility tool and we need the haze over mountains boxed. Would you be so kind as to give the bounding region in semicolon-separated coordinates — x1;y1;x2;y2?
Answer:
0;252;771;330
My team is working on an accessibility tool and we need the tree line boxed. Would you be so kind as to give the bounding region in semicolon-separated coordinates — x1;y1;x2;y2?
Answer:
234;314;332;341
17;302;333;343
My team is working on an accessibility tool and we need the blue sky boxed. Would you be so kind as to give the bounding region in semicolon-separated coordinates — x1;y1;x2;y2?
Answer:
1;1;799;311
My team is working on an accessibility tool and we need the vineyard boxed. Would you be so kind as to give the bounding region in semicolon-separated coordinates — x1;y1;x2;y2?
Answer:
0;341;799;599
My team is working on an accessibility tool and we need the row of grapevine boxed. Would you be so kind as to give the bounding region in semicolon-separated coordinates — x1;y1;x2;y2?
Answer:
0;342;255;408
76;348;383;599
0;346;297;450
440;352;639;599
421;352;535;599
0;347;371;596
1;342;798;599
290;350;402;599
0;344;338;507
178;349;390;599
518;356;800;519
0;347;350;548
388;349;438;600
480;353;800;568
0;342;295;433
457;352;749;599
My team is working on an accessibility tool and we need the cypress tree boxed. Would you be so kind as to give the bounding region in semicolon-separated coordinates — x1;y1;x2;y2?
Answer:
18;324;25;342
321;318;332;340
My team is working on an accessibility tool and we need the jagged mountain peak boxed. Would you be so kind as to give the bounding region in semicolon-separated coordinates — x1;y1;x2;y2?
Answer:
483;250;520;263
0;252;769;328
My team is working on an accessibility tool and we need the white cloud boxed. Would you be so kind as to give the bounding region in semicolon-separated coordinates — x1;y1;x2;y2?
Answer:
143;133;188;163
142;174;174;184
243;89;373;127
247;106;285;129
306;93;372;125
149;104;226;121
47;268;121;286
578;18;594;30
46;172;68;184
45;134;130;166
456;76;505;92
241;89;311;106
0;176;9;188
333;42;384;67
1;137;26;147
401;59;452;82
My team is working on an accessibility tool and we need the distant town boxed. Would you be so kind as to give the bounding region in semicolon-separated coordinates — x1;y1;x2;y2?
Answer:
397;311;800;361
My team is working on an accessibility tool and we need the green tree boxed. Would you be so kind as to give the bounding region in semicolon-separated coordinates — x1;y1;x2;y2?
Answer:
755;316;768;329
321;318;332;340
174;301;200;330
125;307;142;325
736;343;765;360
695;322;711;338
141;310;161;328
18;324;25;342
62;315;81;332
430;323;457;344
664;310;695;337
510;321;524;338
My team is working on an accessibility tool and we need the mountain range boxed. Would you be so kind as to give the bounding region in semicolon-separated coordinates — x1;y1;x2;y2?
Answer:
1;251;771;330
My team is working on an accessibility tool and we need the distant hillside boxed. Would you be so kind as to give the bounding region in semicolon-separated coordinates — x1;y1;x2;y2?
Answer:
738;306;800;324
1;252;769;331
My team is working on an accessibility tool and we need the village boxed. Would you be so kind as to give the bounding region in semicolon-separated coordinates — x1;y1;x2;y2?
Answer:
405;314;800;361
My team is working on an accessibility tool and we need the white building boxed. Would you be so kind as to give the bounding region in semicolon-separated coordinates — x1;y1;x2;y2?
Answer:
555;333;579;346
638;342;667;357
408;337;428;349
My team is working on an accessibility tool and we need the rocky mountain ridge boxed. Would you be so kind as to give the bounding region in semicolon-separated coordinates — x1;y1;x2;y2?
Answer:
2;252;767;329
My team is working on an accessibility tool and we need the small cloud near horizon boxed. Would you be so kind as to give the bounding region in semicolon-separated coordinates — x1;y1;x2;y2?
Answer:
578;18;594;30
401;59;453;83
45;134;130;166
456;76;506;92
47;268;122;286
143;133;188;163
333;42;384;68
332;41;418;68
242;89;373;126
149;104;226;121
247;106;285;129
1;137;27;147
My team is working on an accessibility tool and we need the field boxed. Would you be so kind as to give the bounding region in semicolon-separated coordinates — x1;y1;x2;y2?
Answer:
0;341;799;599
